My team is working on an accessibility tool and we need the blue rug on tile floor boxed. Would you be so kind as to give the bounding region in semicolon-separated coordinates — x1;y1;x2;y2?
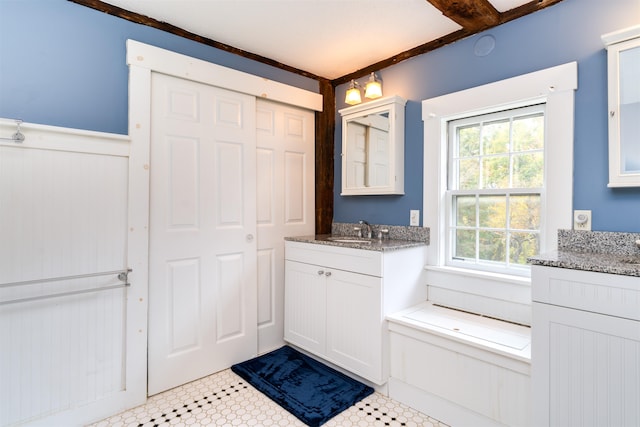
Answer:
231;345;374;427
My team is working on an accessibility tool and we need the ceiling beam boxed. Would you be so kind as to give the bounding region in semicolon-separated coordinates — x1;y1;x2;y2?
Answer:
426;0;500;31
69;0;564;87
334;0;564;85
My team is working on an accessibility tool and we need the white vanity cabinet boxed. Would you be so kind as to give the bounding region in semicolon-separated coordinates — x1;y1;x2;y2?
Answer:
532;265;640;427
284;240;427;385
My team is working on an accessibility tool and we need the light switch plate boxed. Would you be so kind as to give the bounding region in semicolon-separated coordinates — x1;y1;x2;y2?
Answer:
410;210;420;226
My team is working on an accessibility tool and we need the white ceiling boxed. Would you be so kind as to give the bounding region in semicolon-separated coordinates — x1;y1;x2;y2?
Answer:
103;0;533;80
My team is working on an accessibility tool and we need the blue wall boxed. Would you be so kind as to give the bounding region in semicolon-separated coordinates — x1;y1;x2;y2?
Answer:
2;0;639;233
0;0;318;135
334;0;640;233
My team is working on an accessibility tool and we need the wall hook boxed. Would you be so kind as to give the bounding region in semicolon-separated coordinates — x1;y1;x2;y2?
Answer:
1;119;25;143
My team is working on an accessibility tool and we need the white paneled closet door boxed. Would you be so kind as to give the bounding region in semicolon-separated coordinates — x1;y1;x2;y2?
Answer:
147;73;257;395
255;99;315;354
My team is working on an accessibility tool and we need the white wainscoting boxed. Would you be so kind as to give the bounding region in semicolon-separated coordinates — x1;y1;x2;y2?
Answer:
0;119;135;426
387;302;531;427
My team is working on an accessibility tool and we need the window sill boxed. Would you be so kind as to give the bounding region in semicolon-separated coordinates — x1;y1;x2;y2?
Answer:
425;265;531;287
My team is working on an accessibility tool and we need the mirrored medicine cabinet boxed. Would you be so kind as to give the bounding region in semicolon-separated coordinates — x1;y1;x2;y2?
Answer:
602;24;640;187
339;95;406;195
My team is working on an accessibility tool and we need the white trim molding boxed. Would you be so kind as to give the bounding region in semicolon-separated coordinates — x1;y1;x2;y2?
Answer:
126;40;323;112
0;118;129;155
421;62;577;325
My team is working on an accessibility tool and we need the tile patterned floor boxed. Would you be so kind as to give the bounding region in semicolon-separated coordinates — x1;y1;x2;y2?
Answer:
90;369;448;427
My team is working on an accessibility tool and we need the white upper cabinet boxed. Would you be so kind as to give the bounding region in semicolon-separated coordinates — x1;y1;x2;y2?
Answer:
339;96;406;195
602;25;640;187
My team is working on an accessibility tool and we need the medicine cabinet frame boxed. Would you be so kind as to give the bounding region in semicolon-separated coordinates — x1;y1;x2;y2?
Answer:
339;95;406;195
602;24;640;187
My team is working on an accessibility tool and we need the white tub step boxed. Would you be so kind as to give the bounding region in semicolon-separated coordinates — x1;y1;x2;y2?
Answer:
387;301;531;363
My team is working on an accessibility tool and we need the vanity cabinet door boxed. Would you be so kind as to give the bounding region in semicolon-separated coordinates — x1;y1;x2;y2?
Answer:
532;265;640;427
533;302;640;427
283;260;326;355
283;240;427;385
326;269;382;383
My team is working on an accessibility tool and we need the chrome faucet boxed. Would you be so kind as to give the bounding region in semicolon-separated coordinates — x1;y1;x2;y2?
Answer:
358;220;372;239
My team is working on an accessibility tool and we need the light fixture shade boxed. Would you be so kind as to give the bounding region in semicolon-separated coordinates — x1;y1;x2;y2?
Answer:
345;80;362;105
364;73;382;99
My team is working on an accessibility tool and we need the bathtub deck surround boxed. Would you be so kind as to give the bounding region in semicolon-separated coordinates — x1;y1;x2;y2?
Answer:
387;302;532;427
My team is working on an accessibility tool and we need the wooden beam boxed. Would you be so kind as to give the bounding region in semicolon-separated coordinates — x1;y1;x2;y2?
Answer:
314;80;335;234
426;0;500;31
334;0;564;85
500;0;565;23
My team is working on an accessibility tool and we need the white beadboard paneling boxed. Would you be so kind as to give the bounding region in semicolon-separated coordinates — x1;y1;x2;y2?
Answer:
0;147;128;284
532;266;640;427
326;269;382;382
389;322;531;427
283;260;326;355
0;120;131;426
534;301;640;427
532;265;640;321
0;287;127;426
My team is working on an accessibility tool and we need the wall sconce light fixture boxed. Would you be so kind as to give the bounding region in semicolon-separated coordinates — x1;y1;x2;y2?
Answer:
364;72;382;99
345;80;362;105
344;73;383;105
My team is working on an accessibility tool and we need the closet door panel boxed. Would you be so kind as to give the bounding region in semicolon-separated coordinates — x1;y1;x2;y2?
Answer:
256;100;314;354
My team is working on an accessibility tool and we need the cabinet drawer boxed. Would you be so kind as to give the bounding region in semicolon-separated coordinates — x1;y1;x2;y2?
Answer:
285;241;382;276
532;266;640;320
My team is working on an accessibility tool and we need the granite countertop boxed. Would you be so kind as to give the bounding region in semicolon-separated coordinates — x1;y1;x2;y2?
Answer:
528;229;640;277
529;250;640;277
285;234;427;252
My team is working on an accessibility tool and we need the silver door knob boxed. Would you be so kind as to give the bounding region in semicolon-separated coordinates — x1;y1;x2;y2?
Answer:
246;234;254;242
317;270;324;275
325;271;332;277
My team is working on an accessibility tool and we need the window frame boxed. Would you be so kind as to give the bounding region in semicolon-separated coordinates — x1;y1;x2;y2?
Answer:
445;104;546;276
421;62;577;324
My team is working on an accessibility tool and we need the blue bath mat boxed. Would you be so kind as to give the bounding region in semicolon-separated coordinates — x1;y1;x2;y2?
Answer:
231;346;374;426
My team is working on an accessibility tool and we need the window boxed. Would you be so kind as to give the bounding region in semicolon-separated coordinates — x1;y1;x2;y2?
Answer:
421;62;576;324
447;104;545;276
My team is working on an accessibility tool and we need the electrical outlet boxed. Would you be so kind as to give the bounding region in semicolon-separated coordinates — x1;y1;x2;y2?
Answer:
573;210;592;231
410;210;420;226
